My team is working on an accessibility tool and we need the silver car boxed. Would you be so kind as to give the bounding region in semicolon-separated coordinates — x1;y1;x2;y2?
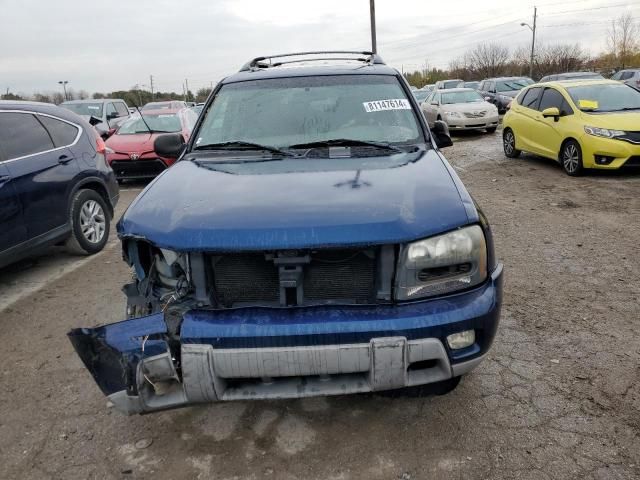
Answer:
60;98;130;138
611;69;640;89
421;88;499;133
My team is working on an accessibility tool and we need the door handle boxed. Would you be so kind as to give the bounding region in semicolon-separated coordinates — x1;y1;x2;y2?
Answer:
58;154;72;164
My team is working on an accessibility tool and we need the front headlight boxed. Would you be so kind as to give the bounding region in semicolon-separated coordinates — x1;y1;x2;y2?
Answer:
444;111;461;118
395;225;487;300
584;126;625;138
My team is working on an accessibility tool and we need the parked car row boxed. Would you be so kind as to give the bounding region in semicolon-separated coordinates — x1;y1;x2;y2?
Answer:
420;88;499;133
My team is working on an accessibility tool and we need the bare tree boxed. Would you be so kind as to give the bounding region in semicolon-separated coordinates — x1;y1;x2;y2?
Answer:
468;43;510;78
607;13;639;69
534;43;590;77
78;89;89;100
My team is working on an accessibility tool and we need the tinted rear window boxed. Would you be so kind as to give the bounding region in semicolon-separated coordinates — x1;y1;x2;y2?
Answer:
0;112;55;160
38;115;79;147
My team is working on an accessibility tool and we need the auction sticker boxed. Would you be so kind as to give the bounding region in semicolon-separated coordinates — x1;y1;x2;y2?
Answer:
363;99;411;112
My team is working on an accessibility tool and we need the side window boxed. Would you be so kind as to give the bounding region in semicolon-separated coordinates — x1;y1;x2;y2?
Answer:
38;115;79;147
115;102;129;117
520;87;542;109
105;103;117;117
620;71;634;80
0;112;55;160
434;93;441;104
611;72;622;80
538;88;564;111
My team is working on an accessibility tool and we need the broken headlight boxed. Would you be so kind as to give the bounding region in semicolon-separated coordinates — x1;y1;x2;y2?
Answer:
395;225;487;300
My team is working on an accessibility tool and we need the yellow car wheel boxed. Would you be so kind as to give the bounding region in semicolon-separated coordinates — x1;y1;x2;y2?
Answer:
503;128;521;158
560;140;584;176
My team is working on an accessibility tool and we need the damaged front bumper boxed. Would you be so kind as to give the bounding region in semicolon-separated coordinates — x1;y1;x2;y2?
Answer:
69;264;503;415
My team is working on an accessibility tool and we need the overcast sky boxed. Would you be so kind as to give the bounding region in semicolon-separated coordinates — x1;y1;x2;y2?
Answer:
1;0;637;95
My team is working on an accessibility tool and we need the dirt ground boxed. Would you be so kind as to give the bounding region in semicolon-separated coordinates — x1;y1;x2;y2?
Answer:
1;132;639;480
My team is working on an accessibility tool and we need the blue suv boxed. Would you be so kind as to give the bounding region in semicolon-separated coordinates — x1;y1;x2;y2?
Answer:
69;52;503;414
0;101;119;268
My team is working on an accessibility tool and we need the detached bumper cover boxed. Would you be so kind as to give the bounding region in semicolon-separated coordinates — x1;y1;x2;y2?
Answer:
70;264;503;414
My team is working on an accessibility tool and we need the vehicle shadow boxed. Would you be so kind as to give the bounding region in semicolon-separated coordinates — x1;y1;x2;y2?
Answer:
518;152;640;179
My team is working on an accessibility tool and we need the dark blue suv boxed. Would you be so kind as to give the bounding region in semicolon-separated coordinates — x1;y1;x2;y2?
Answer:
0;101;119;268
69;52;503;414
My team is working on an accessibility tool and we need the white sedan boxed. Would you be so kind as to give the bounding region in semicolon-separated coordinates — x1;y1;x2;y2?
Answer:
421;88;499;133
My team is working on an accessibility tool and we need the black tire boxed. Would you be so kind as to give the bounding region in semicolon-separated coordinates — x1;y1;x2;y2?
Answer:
66;189;110;255
377;376;461;398
560;139;584;176
503;128;521;158
486;126;497;134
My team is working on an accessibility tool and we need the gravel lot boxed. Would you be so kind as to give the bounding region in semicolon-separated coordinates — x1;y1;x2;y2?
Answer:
1;132;639;480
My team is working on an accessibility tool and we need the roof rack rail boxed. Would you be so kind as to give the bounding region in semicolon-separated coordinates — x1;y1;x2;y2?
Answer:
239;51;386;72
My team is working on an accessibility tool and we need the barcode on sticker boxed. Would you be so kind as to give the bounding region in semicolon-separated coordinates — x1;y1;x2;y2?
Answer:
363;99;411;112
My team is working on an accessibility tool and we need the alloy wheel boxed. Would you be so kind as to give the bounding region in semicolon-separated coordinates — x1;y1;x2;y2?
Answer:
504;131;515;155
563;143;580;174
79;199;106;244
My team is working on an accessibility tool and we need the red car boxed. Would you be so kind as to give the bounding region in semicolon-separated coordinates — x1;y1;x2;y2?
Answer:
105;108;197;180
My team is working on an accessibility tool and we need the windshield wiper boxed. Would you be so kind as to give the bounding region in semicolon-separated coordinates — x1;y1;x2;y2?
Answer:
194;141;295;157
287;139;404;152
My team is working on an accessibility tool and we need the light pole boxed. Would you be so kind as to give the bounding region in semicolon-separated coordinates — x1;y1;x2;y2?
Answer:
58;80;69;101
369;0;377;54
520;6;537;79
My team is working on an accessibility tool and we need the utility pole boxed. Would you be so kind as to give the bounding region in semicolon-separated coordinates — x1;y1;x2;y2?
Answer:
185;78;190;102
521;7;537;79
369;0;377;54
530;7;537;79
149;75;154;100
58;80;69;101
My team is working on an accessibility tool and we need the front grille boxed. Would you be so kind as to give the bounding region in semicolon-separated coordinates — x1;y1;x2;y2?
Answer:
212;249;377;307
619;131;640;145
463;111;487;118
110;159;167;179
213;254;280;306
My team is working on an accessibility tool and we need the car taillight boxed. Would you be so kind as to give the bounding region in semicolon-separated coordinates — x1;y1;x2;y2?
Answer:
96;136;107;155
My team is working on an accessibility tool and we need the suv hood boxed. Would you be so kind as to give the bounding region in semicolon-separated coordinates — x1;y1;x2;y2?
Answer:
118;150;475;251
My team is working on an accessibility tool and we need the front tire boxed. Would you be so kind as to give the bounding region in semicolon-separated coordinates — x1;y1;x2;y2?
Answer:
66;189;110;255
560;140;584;176
503;128;521;158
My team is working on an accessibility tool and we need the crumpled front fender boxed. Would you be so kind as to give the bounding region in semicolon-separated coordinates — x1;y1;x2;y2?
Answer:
68;313;169;397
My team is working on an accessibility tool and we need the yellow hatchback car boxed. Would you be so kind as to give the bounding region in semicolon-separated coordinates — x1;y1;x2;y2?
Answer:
502;79;640;175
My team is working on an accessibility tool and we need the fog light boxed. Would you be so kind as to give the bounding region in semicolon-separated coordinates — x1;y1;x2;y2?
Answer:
594;155;614;165
447;330;475;350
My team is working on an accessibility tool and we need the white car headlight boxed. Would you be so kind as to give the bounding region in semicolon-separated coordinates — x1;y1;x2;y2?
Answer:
444;111;461;118
395;225;487;301
584;126;625;138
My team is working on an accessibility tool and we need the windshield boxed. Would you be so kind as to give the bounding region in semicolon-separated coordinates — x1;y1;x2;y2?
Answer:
117;113;182;134
142;102;173;111
496;80;528;92
567;83;640;112
441;90;485;104
562;73;603;80
195;75;423;149
443;80;463;89
61;102;103;117
413;90;430;102
463;82;479;89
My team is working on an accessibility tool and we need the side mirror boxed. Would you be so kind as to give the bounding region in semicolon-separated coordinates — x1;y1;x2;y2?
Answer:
154;133;186;158
107;112;118;120
541;107;560;121
431;120;453;148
